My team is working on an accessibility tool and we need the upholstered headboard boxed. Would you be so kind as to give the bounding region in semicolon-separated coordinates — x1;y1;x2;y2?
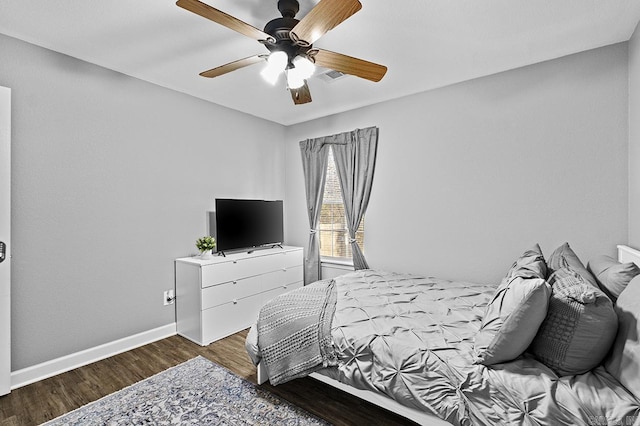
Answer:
617;245;640;267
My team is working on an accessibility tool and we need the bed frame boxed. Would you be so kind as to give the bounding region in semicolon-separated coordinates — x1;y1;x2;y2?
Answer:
256;245;640;426
257;361;451;425
617;244;640;267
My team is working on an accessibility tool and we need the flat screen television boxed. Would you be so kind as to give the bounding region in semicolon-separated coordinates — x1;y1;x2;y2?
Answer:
214;198;284;253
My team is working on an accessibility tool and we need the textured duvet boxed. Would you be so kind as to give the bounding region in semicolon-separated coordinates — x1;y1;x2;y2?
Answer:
249;270;640;425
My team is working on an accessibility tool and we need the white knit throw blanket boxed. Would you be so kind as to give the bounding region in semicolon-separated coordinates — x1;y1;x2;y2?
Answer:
257;279;338;385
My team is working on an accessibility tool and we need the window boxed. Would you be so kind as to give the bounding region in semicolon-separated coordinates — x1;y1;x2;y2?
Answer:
319;148;364;259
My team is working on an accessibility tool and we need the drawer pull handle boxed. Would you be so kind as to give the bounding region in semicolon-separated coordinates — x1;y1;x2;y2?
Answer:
282;268;287;272
283;285;287;289
233;299;238;304
233;260;237;264
233;281;237;285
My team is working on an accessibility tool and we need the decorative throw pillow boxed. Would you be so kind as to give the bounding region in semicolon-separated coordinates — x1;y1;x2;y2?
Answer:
528;267;618;376
474;244;551;365
504;243;548;281
547;242;598;288
605;275;640;399
587;255;640;302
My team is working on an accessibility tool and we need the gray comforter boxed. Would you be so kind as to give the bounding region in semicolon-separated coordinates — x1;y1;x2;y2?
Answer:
248;270;640;425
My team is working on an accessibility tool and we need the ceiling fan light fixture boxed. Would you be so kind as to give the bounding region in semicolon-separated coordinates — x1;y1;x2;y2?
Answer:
179;0;386;105
261;66;281;85
286;68;306;89
260;50;288;85
292;55;315;80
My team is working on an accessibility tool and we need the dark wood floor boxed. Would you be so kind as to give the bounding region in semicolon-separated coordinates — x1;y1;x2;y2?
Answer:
0;330;417;425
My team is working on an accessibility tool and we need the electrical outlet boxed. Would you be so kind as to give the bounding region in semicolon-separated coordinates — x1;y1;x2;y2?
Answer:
163;289;175;306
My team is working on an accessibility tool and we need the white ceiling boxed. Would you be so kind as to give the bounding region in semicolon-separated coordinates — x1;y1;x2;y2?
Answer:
1;1;640;126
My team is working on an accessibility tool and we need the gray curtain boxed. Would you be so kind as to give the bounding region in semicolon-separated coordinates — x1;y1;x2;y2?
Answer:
331;127;379;270
299;138;330;284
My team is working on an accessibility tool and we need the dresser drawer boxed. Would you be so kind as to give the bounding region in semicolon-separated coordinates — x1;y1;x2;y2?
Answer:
201;293;263;344
282;249;303;269
202;266;304;309
201;254;281;288
261;265;303;292
202;274;264;309
261;281;304;305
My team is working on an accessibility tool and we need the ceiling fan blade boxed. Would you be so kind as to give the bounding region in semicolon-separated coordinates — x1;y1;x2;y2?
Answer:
313;49;387;82
290;82;312;105
176;0;272;42
290;0;361;46
199;55;264;78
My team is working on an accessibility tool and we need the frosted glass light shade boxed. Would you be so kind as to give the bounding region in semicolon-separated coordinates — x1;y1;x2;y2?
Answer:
260;51;288;85
286;69;305;89
292;55;315;79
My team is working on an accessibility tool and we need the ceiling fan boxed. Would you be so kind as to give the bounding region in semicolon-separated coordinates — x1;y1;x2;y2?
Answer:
176;0;387;105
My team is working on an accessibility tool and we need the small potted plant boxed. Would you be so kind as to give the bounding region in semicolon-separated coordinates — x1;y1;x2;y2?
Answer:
196;236;216;259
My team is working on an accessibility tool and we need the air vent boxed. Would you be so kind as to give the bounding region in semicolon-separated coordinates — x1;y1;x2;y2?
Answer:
317;69;348;83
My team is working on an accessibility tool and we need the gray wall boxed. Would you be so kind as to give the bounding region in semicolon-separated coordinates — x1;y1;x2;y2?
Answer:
1;34;285;370
1;31;633;371
285;43;629;284
630;23;640;247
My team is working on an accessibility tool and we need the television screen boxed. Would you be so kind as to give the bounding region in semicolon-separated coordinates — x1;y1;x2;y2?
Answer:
214;199;284;252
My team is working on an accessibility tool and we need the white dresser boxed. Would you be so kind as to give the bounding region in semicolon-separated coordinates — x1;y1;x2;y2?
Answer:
175;246;303;346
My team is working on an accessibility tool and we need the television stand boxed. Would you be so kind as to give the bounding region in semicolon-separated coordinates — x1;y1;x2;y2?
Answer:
175;246;303;345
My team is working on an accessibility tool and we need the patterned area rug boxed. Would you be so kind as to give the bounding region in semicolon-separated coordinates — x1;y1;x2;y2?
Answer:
43;356;329;425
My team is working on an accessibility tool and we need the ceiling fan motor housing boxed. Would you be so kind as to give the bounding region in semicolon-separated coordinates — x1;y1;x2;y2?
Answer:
264;0;312;66
277;0;299;18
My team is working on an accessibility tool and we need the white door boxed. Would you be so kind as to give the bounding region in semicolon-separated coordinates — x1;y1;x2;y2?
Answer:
0;86;11;395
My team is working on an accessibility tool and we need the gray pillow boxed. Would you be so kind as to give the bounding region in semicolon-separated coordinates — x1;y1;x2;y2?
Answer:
587;255;640;302
504;243;548;281
548;242;598;288
474;276;550;365
474;244;551;365
529;267;618;376
605;275;640;399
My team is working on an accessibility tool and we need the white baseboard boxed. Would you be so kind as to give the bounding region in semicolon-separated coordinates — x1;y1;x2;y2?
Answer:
11;323;177;390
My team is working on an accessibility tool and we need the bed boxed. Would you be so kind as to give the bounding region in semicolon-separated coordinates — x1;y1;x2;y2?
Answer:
245;244;640;425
